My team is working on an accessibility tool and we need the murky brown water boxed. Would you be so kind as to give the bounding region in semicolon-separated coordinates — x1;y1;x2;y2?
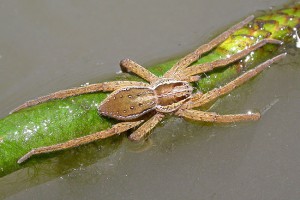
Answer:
1;0;300;199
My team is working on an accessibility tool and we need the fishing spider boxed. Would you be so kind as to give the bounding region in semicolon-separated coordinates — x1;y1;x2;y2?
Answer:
15;15;285;163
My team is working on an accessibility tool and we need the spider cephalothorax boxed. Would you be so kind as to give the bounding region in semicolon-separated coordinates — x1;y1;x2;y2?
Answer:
13;15;285;164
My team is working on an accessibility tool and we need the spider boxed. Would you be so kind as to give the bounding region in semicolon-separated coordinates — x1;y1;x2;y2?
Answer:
15;15;285;163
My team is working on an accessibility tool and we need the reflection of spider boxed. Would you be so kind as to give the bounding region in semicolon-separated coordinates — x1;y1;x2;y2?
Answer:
16;15;285;163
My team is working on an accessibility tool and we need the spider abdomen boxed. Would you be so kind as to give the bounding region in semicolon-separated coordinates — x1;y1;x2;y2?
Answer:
98;87;157;120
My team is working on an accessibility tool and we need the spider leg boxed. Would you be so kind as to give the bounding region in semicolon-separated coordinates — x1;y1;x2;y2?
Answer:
129;113;165;141
182;53;286;110
180;39;282;81
17;120;144;164
164;15;254;79
176;109;260;123
186;75;201;82
10;81;149;113
120;58;159;83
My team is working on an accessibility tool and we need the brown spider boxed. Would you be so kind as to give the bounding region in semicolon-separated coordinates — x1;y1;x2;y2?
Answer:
15;15;285;163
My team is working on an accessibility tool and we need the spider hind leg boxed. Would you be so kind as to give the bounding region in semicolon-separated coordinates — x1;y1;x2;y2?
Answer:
18;120;144;164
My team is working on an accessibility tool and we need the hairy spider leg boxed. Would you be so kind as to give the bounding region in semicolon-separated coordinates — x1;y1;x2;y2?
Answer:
129;113;165;141
176;53;286;123
176;109;260;122
18;120;144;164
180;39;282;81
180;53;287;110
164;15;255;79
120;58;159;83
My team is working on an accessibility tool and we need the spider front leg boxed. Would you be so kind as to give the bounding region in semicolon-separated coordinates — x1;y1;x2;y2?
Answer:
120;58;159;83
182;53;286;110
11;81;149;113
164;15;254;78
180;38;282;81
129;113;165;141
18;120;144;164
